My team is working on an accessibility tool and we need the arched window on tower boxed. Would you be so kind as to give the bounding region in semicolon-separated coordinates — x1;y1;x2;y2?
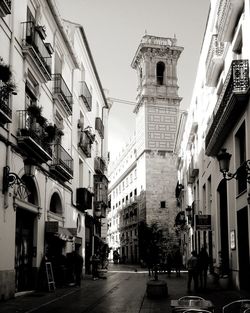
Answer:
156;62;165;85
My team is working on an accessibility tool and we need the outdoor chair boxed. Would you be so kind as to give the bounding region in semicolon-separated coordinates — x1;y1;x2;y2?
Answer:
222;299;250;313
178;296;206;301
182;309;212;313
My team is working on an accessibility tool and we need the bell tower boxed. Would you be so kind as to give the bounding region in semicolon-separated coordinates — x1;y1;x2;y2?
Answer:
131;34;183;237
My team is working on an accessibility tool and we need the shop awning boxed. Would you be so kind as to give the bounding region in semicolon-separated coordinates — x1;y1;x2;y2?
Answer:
45;221;75;241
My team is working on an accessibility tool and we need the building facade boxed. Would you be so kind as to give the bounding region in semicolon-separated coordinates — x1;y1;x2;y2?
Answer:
0;0;109;299
177;0;250;290
107;34;185;264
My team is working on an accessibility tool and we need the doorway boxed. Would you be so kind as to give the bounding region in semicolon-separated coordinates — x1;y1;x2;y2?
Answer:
237;207;250;290
15;209;35;292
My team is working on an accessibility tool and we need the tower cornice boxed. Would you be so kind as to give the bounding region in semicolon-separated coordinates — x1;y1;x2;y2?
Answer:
131;35;184;69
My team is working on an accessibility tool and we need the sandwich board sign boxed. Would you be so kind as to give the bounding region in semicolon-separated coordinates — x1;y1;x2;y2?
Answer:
45;262;55;291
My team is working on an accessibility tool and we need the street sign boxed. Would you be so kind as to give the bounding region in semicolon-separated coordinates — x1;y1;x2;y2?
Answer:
195;214;211;231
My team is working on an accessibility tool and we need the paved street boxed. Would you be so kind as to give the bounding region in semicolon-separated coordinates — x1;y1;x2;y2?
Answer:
0;264;250;313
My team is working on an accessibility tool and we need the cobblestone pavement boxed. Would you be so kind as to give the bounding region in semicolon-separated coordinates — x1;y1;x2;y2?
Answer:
0;264;250;313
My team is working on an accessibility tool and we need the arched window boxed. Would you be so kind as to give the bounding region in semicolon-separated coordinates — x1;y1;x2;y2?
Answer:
50;192;62;214
156;62;165;85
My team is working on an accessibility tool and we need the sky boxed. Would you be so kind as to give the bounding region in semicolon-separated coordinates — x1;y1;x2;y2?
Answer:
56;0;210;161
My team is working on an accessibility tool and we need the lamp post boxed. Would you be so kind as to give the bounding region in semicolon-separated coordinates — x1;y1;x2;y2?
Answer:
217;148;250;183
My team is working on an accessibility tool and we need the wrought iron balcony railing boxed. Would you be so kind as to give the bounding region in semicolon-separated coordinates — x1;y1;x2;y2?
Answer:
78;129;95;157
94;156;106;174
95;117;104;139
21;21;52;80
52;74;73;114
80;81;92;111
0;0;11;17
206;60;249;156
17;110;52;162
206;34;225;87
216;0;244;42
51;143;73;180
0;84;12;123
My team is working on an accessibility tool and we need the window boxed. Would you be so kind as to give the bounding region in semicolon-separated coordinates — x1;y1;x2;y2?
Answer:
156;62;165;85
160;201;166;208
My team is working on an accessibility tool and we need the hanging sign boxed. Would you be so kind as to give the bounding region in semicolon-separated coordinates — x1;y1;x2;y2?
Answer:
195;214;211;231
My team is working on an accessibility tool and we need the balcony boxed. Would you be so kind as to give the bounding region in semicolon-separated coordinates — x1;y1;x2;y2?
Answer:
0;86;12;123
78;128;95;157
216;0;244;42
95;117;104;139
205;60;249;156
206;35;225;87
50;143;73;181
17;110;52;163
187;156;199;184
94;174;108;209
52;74;73;115
94;156;106;174
21;21;52;82
80;81;92;111
0;0;11;17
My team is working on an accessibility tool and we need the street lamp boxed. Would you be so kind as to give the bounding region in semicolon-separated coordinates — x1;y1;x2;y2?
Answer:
217;148;250;184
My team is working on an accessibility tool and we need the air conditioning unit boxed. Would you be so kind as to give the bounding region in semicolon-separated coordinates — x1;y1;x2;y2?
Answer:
76;188;92;212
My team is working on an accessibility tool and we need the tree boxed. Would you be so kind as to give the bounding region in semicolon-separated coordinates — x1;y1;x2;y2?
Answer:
138;221;164;281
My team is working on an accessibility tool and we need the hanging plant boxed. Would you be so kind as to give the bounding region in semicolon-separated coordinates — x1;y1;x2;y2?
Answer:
37;114;47;127
45;124;57;142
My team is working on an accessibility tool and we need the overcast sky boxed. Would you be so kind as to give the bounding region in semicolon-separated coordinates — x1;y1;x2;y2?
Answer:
56;0;210;160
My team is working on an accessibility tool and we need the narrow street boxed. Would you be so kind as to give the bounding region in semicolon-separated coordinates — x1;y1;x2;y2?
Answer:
1;264;250;313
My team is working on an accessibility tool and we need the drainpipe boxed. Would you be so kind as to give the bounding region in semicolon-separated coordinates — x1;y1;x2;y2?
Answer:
4;0;16;211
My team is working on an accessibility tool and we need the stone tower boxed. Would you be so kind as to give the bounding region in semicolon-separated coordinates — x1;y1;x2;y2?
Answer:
131;34;183;241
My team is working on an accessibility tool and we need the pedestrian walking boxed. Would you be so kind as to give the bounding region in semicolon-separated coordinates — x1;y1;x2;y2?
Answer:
198;246;209;289
174;248;182;277
187;250;199;292
90;252;100;280
74;249;83;287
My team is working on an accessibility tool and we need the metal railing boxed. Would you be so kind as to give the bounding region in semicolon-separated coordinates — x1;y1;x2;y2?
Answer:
94;156;106;174
0;86;12;119
95;117;104;139
80;81;92;111
52;143;73;176
206;60;249;150
17;110;52;156
52;74;73;109
21;21;52;75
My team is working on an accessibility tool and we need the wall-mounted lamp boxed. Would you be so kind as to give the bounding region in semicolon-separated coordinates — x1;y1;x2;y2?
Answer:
2;159;35;194
217;148;250;183
2;166;24;194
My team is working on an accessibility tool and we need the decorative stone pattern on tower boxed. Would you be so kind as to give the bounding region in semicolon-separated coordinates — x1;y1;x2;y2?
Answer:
131;35;183;246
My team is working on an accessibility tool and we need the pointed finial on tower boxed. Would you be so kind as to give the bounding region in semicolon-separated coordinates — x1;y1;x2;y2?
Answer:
145;29;147;35
172;33;177;46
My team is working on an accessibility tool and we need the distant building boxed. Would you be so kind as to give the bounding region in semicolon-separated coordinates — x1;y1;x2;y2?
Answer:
107;35;186;263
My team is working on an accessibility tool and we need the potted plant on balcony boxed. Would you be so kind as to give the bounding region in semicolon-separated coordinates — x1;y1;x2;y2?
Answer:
45;124;57;142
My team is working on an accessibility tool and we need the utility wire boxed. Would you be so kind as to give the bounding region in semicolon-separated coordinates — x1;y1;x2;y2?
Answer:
108;97;188;113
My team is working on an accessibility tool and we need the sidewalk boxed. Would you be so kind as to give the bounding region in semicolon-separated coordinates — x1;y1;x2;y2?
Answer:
0;266;250;313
